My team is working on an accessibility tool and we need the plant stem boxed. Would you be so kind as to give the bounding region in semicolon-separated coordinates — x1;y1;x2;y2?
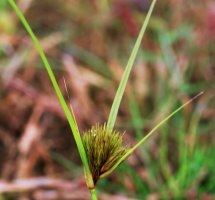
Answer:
7;0;96;197
90;188;98;200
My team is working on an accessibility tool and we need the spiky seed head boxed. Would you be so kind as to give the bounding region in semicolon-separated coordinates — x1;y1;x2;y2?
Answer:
82;124;129;184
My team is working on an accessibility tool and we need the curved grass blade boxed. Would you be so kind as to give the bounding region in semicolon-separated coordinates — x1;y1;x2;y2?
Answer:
7;0;94;190
102;92;204;178
107;0;157;129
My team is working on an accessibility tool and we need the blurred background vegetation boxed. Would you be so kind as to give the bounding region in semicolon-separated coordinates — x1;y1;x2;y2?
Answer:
0;0;214;199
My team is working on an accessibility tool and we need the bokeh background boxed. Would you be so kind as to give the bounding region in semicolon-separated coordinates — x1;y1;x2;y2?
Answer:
0;0;214;199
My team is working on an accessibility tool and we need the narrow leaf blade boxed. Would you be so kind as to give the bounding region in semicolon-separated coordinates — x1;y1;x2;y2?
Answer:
107;0;157;129
103;92;204;178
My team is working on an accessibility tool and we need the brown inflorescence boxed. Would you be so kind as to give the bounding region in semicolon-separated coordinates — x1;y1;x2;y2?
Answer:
82;124;129;184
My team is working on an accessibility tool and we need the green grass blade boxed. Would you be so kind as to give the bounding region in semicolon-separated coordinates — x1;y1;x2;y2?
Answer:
102;92;204;178
107;0;157;129
130;92;203;152
7;0;93;187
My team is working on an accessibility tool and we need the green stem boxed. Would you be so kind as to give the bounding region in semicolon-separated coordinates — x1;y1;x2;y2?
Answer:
7;0;95;195
90;188;98;200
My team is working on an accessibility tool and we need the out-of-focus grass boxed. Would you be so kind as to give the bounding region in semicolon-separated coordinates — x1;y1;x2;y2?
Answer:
65;44;112;78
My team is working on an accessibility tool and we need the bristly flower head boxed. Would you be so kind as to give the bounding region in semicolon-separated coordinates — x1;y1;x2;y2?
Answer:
82;124;129;185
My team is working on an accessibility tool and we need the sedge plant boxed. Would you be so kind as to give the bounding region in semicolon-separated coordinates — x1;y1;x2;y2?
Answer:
8;0;203;199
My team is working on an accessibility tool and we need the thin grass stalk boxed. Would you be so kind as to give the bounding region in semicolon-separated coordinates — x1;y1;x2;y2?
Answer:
90;189;97;200
7;0;95;194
